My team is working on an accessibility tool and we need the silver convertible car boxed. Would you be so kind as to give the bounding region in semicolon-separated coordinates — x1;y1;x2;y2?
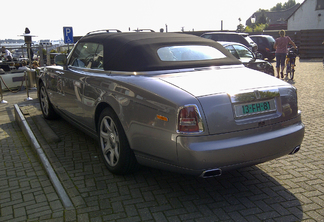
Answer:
38;31;304;178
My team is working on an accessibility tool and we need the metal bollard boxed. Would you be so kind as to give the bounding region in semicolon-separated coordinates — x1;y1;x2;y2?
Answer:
24;71;33;101
0;78;8;104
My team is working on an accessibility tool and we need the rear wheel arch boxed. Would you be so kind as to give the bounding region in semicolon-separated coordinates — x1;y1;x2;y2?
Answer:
95;102;131;141
95;102;117;133
97;106;139;175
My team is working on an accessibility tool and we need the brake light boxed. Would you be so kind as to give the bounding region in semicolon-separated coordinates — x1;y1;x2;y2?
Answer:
178;105;202;133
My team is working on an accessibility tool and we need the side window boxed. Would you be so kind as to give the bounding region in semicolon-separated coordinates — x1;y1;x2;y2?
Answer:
238;37;247;45
227;35;236;42
202;34;212;40
316;0;324;10
210;35;220;41
232;45;253;59
218;35;227;41
225;45;239;59
253;38;260;45
92;44;104;69
69;43;104;69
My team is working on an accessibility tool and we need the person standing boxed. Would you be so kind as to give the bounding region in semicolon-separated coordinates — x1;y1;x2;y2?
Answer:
274;30;297;79
18;60;29;70
1;46;13;61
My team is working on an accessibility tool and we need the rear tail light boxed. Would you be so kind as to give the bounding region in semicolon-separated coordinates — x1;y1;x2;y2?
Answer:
178;105;204;133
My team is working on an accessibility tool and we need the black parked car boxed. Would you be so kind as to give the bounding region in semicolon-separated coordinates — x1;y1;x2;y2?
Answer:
250;35;276;60
201;32;258;53
220;41;274;76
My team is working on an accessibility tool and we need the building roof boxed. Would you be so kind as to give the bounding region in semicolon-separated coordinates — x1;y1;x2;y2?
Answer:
246;4;301;28
286;0;307;20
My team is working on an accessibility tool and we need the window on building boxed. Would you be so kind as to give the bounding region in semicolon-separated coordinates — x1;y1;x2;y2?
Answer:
316;0;324;10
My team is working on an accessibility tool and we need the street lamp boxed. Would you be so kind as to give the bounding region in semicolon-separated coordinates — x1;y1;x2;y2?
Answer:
251;15;256;32
19;27;37;64
19;28;37;101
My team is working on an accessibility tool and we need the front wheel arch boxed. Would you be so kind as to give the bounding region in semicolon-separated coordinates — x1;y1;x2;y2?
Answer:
38;81;58;120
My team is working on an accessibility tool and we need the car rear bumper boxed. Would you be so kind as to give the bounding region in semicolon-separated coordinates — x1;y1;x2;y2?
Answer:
175;119;304;177
266;51;276;60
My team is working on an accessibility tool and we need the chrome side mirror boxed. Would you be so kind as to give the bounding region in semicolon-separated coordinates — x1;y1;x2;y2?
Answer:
54;54;67;66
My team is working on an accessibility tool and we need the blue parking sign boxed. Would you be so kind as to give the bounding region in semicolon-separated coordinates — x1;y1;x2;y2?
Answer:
63;27;74;44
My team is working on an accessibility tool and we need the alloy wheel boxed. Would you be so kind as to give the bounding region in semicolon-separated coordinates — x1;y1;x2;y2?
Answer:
40;86;49;116
100;116;120;167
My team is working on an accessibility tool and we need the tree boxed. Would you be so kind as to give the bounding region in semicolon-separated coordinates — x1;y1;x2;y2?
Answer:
271;3;283;11
237;18;245;32
236;24;245;33
257;11;267;24
284;0;296;9
271;0;296;11
245;23;268;33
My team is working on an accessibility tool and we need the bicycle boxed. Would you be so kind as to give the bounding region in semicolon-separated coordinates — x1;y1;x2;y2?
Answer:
285;48;298;80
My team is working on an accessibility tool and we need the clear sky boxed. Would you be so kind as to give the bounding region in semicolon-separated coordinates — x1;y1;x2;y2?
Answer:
1;0;304;41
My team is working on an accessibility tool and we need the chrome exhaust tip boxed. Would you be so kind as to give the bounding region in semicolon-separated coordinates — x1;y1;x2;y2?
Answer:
201;168;222;178
289;145;301;155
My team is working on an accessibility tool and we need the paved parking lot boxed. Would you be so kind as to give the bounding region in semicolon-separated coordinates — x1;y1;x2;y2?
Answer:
0;58;323;221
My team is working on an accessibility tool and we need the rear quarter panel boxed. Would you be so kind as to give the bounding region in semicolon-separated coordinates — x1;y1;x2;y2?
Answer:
89;74;201;163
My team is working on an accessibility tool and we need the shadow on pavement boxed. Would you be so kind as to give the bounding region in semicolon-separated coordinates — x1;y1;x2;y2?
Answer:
23;105;303;221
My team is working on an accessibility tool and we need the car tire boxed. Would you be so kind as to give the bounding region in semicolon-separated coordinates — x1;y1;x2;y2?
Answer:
39;82;58;120
98;108;139;175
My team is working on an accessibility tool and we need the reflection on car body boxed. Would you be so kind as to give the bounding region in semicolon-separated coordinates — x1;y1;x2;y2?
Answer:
38;31;304;178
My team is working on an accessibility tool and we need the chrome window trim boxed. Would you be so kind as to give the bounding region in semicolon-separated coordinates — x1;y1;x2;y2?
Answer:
106;65;244;76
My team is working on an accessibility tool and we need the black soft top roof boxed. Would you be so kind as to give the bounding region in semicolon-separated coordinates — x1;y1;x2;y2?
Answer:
79;32;241;72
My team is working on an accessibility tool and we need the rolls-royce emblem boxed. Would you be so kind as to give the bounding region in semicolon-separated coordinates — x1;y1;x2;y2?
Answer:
254;90;261;99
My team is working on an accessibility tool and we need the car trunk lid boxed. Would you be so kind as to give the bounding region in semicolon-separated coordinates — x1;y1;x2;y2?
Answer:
159;66;298;134
159;66;287;97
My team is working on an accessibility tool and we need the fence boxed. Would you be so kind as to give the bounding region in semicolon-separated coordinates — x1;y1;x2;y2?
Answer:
298;29;324;59
182;29;324;59
1;44;68;66
0;70;36;103
258;29;324;59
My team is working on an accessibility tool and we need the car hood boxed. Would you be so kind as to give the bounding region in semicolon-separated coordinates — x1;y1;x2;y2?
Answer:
158;66;287;97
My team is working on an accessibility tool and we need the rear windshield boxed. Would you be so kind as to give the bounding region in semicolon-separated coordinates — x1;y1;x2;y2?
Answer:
157;45;226;62
266;36;275;43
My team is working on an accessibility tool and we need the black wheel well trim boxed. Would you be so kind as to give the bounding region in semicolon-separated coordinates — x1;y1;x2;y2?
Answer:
95;102;110;132
37;79;44;95
37;79;47;101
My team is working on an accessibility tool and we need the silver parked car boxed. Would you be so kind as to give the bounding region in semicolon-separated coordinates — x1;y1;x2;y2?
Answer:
219;41;274;76
38;31;304;178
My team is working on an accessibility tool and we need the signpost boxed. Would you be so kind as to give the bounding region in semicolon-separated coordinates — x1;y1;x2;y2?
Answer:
63;27;74;44
63;27;74;53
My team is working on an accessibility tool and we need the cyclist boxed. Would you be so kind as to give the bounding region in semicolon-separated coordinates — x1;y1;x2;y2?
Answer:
274;30;297;79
